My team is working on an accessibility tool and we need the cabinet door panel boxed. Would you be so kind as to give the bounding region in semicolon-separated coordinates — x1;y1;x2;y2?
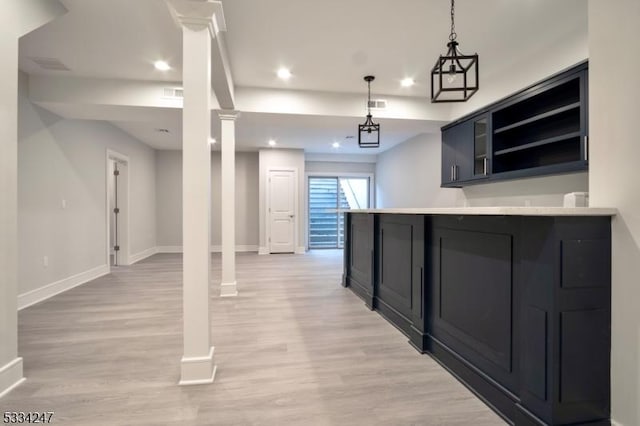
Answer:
437;228;513;371
454;120;474;182
441;119;474;184
441;126;458;185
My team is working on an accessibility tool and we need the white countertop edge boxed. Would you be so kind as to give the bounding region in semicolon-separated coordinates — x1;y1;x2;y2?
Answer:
344;207;617;216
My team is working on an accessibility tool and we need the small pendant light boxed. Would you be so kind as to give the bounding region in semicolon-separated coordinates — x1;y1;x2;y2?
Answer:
431;0;479;103
358;75;380;148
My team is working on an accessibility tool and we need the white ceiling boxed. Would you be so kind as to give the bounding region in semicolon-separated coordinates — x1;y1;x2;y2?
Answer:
18;0;588;154
110;112;442;154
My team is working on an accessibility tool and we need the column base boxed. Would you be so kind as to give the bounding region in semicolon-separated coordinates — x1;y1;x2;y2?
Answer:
295;246;306;254
220;281;238;297
0;357;24;399
179;346;216;386
258;246;269;255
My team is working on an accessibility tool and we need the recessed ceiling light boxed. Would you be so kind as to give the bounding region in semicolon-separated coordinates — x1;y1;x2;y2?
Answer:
268;139;277;146
154;60;171;71
401;78;415;87
209;138;217;145
332;142;340;148
277;68;292;80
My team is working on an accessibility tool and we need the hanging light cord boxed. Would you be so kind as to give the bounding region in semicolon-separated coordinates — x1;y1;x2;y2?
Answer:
449;0;457;42
367;80;372;116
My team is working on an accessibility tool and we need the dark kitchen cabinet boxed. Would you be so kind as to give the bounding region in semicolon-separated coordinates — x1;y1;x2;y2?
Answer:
343;211;612;426
442;113;490;187
441;61;588;187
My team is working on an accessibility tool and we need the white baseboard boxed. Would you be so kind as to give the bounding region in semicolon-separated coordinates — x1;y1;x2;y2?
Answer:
128;247;159;264
0;357;24;399
258;246;306;255
179;346;216;386
157;245;259;254
220;281;238;297
210;245;258;253
611;420;624;426
18;264;109;310
157;245;183;253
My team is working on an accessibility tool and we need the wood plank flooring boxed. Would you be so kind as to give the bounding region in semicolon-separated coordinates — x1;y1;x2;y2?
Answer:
0;251;506;425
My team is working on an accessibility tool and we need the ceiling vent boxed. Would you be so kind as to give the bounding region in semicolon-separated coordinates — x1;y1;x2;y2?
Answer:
162;87;184;99
368;99;387;110
29;57;70;71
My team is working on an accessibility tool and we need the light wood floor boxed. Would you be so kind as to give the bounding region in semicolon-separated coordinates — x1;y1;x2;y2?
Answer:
1;251;505;426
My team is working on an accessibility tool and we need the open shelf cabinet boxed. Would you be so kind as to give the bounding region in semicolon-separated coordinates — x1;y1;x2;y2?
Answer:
441;61;588;188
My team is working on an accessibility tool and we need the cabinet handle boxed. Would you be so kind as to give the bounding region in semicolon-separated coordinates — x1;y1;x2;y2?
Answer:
420;266;424;318
584;136;589;161
450;165;454;181
483;157;488;176
455;165;458;181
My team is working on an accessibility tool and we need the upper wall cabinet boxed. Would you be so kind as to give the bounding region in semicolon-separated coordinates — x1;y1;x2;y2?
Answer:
441;61;588;188
442;113;490;185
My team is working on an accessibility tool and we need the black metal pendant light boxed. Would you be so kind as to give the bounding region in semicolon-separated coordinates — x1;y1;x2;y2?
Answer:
358;75;380;148
431;0;479;103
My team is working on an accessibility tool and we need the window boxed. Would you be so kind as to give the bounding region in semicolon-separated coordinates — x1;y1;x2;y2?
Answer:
308;177;370;249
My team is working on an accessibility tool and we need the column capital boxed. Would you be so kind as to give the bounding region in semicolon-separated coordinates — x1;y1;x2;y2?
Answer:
166;0;226;35
217;110;241;121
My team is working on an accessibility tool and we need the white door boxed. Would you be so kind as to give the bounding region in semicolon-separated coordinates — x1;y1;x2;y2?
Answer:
269;169;296;253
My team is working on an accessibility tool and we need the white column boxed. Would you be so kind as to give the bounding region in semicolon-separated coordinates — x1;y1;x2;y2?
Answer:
172;2;217;385
0;19;23;399
219;111;239;297
1;0;66;397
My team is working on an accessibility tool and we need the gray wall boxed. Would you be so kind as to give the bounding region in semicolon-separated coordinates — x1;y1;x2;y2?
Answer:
376;134;462;208
462;173;588;207
305;161;375;175
155;150;260;248
376;131;588;208
589;0;640;424
18;72;157;295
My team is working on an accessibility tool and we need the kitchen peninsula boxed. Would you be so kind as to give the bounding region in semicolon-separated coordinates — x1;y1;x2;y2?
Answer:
342;207;616;426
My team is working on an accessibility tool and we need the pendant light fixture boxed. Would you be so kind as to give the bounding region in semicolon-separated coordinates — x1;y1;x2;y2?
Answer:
358;75;380;148
431;0;479;103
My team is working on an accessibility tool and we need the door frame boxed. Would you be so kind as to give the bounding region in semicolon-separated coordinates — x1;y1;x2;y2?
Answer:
266;167;299;254
105;149;131;269
304;172;375;250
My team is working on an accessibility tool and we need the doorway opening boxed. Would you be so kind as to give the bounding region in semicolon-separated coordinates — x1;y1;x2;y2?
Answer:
308;176;370;249
106;151;130;268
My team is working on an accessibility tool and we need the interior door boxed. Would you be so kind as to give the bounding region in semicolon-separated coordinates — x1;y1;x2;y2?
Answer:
269;169;296;253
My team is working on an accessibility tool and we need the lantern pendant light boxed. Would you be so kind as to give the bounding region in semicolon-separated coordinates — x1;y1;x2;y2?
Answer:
431;0;479;103
358;75;380;148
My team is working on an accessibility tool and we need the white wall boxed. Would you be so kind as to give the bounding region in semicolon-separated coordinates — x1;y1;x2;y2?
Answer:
376;133;461;208
258;148;305;252
450;4;588;120
18;72;157;295
462;173;588;207
589;1;640;425
155;150;259;249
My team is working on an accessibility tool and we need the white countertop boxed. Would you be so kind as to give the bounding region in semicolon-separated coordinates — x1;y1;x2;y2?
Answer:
346;207;617;216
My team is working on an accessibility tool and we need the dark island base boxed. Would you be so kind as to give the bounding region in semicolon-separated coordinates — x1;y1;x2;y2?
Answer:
343;212;611;426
